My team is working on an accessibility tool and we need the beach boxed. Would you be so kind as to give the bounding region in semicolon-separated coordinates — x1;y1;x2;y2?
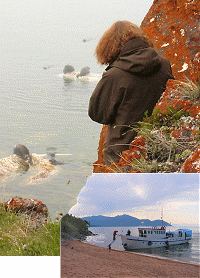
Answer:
61;240;200;278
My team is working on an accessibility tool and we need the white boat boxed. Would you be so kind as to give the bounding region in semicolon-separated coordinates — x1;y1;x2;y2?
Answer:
121;226;192;250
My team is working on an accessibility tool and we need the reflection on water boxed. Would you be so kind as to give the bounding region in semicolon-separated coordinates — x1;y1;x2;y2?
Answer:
86;226;200;265
0;50;102;219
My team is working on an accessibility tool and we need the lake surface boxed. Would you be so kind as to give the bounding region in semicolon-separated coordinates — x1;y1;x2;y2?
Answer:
0;47;103;219
0;0;162;221
86;225;200;265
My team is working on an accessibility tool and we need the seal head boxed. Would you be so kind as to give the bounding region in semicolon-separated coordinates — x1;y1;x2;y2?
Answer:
63;65;75;74
77;66;90;78
13;144;32;164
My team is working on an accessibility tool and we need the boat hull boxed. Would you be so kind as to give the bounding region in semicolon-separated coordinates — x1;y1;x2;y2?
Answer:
121;235;192;250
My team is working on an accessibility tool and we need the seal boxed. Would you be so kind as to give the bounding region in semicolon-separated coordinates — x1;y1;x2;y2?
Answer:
77;66;90;78
63;65;75;74
47;152;65;165
13;144;32;164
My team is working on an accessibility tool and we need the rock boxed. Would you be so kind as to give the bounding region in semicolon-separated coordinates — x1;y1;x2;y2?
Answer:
4;196;49;229
181;146;200;173
141;0;200;82
94;79;200;173
93;0;200;173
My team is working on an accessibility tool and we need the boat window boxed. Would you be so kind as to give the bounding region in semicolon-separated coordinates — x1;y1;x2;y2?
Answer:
151;231;153;234
139;230;144;237
148;231;150;234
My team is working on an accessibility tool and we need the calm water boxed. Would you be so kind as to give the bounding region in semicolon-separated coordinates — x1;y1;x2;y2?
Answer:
86;225;200;265
0;47;102;219
0;0;154;222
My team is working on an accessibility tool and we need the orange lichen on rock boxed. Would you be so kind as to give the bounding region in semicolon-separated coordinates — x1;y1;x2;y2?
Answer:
189;105;200;117
118;136;147;165
154;80;193;114
4;196;48;216
94;136;147;173
93;125;107;172
93;0;200;173
182;147;200;173
141;0;200;82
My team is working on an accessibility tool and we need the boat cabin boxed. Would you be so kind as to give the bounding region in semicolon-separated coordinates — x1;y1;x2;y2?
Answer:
138;226;166;238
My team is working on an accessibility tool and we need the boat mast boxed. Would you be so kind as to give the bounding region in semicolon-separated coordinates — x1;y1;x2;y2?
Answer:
161;208;163;226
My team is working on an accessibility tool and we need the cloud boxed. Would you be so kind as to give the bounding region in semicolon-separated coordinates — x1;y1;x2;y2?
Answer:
69;173;199;224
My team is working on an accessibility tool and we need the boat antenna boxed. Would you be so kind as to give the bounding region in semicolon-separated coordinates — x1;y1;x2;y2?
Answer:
161;208;163;226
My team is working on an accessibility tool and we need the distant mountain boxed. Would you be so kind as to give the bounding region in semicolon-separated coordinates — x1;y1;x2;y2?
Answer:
81;214;171;227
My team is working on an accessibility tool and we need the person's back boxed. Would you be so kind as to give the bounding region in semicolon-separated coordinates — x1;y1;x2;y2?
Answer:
88;21;174;165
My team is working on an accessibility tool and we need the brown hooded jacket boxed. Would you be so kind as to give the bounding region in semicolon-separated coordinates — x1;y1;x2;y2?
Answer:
89;37;174;165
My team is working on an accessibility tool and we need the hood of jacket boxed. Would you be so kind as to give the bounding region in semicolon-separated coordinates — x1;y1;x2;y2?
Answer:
107;37;161;76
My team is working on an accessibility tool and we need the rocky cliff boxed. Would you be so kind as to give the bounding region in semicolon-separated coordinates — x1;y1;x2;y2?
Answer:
93;0;200;173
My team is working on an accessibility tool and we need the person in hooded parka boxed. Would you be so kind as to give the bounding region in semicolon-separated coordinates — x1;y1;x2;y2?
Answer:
88;21;174;166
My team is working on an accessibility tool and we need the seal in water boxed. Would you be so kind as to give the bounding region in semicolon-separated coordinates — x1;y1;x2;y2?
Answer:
13;144;32;164
63;65;75;74
47;152;65;165
77;66;90;78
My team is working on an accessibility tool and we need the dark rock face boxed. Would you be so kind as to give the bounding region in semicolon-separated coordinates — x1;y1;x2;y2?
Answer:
93;0;200;173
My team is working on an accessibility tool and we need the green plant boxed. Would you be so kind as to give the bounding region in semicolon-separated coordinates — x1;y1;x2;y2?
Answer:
61;214;92;240
174;79;200;103
0;204;60;256
131;157;158;173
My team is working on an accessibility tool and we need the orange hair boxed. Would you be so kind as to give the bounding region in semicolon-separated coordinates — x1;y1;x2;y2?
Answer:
95;20;153;65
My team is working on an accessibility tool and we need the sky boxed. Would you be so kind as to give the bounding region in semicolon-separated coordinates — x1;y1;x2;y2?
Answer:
0;0;154;51
69;173;199;225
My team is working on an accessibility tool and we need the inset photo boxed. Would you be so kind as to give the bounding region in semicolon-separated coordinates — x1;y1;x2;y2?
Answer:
61;173;199;277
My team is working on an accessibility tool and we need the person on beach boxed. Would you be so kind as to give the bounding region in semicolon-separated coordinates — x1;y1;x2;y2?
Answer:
88;20;174;165
113;230;118;240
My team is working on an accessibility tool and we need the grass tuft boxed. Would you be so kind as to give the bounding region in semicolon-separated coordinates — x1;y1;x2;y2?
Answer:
174;79;200;104
0;203;60;256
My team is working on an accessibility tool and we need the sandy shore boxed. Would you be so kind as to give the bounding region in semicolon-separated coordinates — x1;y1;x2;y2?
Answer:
61;240;200;278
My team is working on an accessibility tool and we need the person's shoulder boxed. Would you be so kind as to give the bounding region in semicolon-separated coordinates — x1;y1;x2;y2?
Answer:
103;66;125;79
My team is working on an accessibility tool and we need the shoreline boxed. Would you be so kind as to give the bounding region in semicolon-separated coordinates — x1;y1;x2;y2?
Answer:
83;241;199;267
61;240;200;277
